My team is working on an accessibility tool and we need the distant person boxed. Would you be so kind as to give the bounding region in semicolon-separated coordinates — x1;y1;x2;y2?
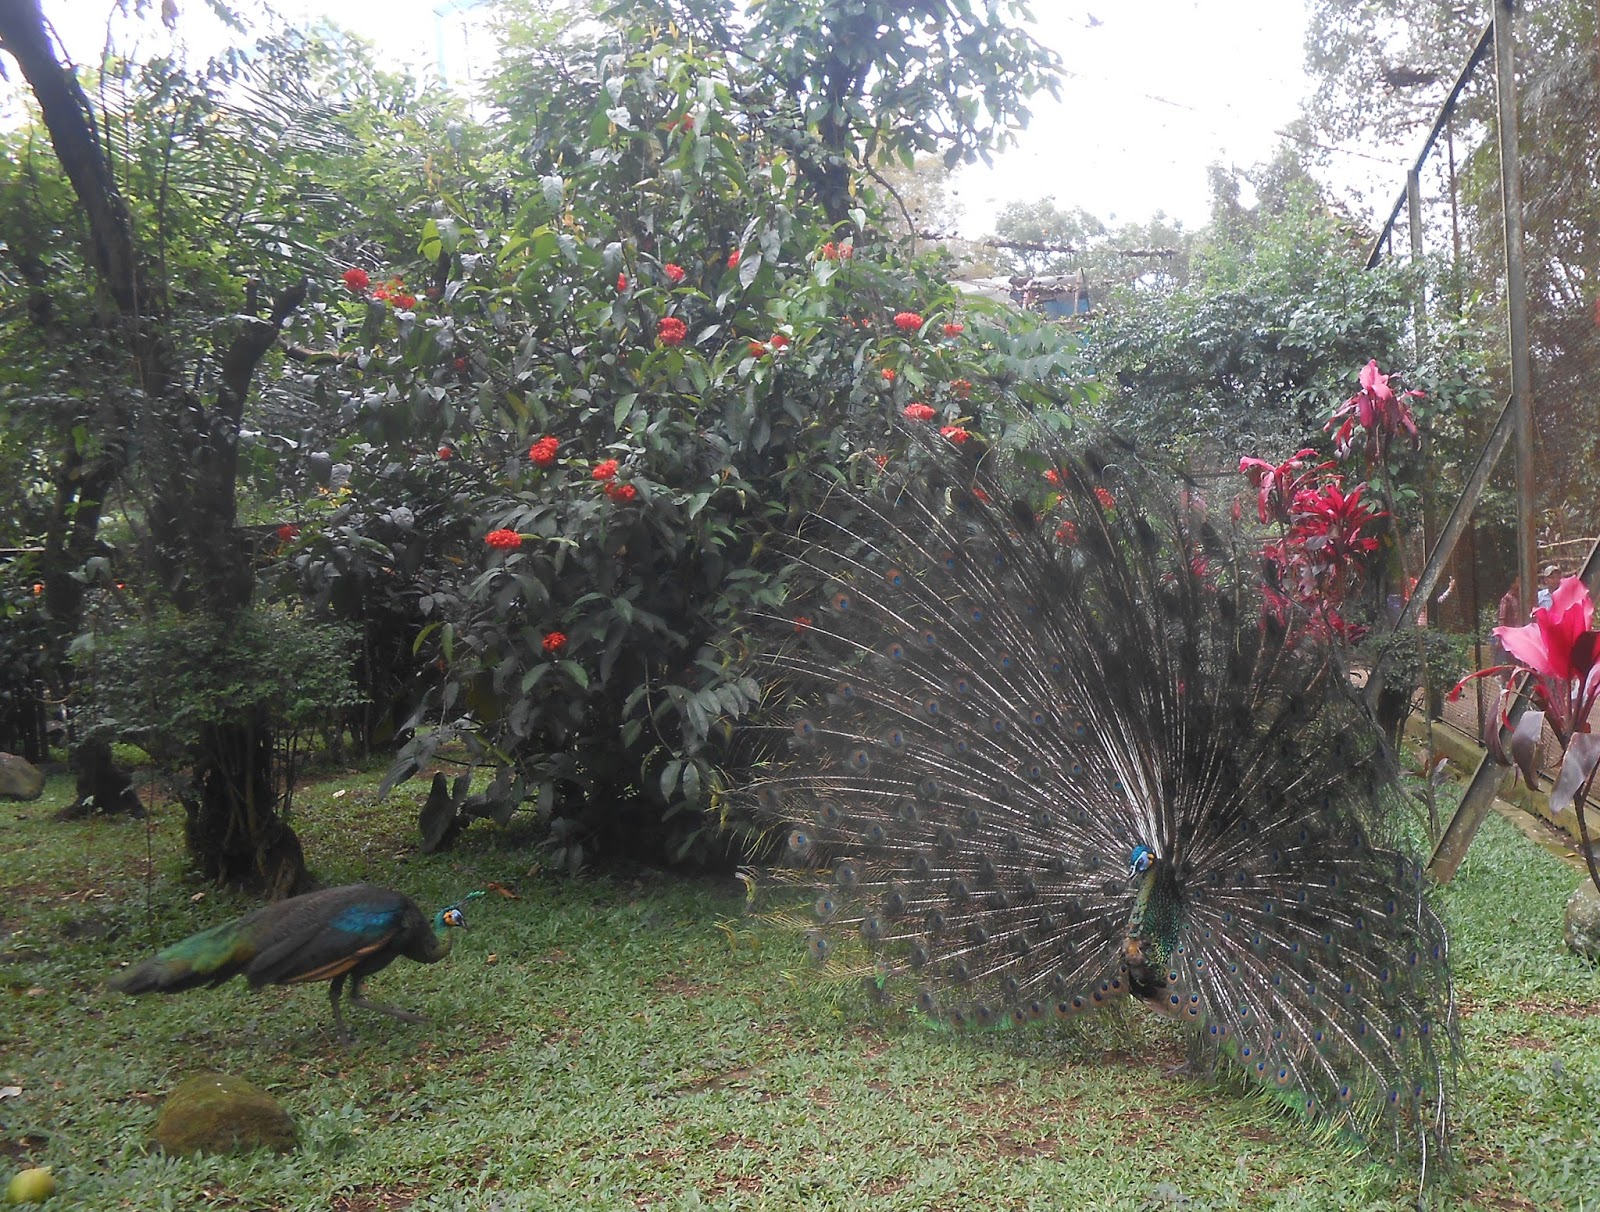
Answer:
1494;576;1520;666
1537;564;1562;613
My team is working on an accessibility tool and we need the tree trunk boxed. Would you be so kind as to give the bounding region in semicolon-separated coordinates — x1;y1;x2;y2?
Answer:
184;721;308;897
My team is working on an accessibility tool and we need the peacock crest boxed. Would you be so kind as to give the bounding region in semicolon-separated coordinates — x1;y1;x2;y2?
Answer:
745;424;1456;1177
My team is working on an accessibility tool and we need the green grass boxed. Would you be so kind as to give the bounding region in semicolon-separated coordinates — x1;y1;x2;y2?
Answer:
2;767;1597;1211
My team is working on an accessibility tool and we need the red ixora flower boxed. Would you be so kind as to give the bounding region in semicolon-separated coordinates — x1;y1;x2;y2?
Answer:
663;263;686;284
341;267;370;293
1044;469;1062;486
893;311;923;332
881;368;897;382
438;447;453;459
942;322;964;338
903;403;936;422
529;436;559;466
939;425;971;445
617;273;629;292
1055;520;1079;545
453;357;467;371
592;458;620;481
768;332;790;350
793;615;813;633
604;481;638;502
951;378;973;400
1094;487;1116;510
485;529;523;550
748;340;768;357
657;316;688;346
727;250;741;269
542;631;568;654
276;523;300;542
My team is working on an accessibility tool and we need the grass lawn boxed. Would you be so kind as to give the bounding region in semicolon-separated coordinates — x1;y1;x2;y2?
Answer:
2;763;1597;1211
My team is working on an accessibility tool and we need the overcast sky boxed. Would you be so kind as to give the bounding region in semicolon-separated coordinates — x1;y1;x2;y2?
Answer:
20;0;1408;234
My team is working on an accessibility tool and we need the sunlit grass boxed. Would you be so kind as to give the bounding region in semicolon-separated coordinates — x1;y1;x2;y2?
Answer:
2;764;1596;1210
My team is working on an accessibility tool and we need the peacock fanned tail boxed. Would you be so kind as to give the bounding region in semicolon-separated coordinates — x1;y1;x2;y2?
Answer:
746;425;1457;1177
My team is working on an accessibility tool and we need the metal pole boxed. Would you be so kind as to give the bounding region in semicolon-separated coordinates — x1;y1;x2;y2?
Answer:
1407;168;1427;360
1494;0;1536;616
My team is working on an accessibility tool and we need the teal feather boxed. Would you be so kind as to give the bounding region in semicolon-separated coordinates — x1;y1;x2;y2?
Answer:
747;427;1457;1181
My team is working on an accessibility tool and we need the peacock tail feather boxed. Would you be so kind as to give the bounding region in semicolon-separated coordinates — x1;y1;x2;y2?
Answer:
744;425;1457;1178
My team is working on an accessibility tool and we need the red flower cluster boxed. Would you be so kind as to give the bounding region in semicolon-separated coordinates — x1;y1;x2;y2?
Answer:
604;482;638;502
438;447;453;459
617;273;629;293
942;322;964;338
542;631;568;654
819;242;854;261
1094;487;1116;510
592;458;620;481
276;523;300;542
663;263;686;284
950;378;973;400
657;316;688;346
792;615;813;633
1239;449;1330;525
453;357;467;371
668;113;694;132
529;436;559;467
939;425;971;445
1055;520;1079;545
727;250;741;269
903;403;936;422
1044;469;1062;486
485;529;523;550
748;340;767;357
881;368;896;382
341;267;370;293
373;277;417;309
893;311;923;332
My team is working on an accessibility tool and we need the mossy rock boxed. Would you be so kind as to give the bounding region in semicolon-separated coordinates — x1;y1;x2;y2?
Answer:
1565;880;1600;960
152;1072;297;1155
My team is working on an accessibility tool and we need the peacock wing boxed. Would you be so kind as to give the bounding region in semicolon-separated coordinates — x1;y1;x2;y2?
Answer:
243;885;409;987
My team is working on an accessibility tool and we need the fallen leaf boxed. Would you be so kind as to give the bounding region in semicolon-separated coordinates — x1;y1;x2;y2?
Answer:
485;954;498;965
332;789;348;799
0;1086;22;1099
485;881;520;900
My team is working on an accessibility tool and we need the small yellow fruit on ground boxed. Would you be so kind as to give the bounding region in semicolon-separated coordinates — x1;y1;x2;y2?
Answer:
5;1167;56;1204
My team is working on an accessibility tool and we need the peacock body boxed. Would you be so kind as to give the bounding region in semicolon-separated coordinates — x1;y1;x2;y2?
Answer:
750;427;1456;1175
109;884;477;1036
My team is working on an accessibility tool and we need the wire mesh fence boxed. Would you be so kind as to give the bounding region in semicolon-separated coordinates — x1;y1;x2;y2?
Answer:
1366;6;1600;785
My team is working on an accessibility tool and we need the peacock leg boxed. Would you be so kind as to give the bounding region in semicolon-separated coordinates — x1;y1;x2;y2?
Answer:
328;973;353;1041
348;975;426;1024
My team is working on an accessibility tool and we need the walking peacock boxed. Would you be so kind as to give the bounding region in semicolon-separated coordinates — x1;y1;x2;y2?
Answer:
109;884;481;1037
749;424;1456;1177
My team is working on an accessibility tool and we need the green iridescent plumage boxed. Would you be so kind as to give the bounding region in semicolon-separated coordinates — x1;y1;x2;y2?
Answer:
749;427;1456;1180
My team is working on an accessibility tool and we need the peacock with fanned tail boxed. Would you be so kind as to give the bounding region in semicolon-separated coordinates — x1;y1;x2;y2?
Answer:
747;424;1456;1176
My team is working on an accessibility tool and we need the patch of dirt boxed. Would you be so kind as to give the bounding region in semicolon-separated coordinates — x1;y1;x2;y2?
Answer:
1497;1033;1555;1052
1510;996;1599;1018
0;1135;48;1164
330;1184;425;1211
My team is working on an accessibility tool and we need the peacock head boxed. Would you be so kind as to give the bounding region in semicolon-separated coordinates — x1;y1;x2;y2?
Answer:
1128;844;1155;881
435;890;485;933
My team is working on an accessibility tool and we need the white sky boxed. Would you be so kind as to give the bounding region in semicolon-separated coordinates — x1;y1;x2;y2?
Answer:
20;0;1410;234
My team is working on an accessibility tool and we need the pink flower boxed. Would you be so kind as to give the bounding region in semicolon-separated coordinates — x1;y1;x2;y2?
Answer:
893;311;923;332
341;267;370;292
903;403;936;421
485;529;523;550
1326;359;1423;462
657;316;688;346
592;459;620;481
1499;578;1599;682
663;263;686;284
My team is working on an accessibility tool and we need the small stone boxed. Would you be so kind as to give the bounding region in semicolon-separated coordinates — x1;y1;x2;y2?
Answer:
0;754;44;801
153;1072;297;1155
1563;880;1600;960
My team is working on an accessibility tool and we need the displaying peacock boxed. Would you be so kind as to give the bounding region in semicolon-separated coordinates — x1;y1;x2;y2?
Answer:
748;424;1456;1178
109;884;481;1037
